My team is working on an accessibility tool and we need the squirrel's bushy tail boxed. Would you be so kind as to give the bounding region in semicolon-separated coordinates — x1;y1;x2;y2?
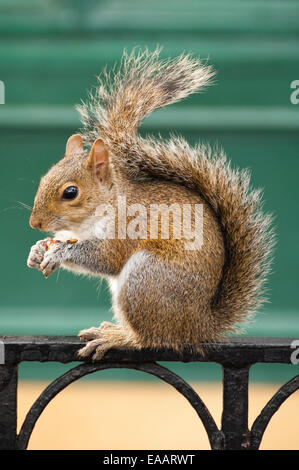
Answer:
159;140;274;328
77;48;274;332
77;47;214;147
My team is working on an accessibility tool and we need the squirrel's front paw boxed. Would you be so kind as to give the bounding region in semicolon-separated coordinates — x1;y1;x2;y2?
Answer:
27;239;48;271
40;241;67;278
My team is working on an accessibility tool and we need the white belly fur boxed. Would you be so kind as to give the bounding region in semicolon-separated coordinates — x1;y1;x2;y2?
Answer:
108;250;149;322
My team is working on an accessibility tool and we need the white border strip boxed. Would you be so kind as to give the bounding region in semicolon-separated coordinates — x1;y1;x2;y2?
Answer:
0;340;5;364
0;81;5;104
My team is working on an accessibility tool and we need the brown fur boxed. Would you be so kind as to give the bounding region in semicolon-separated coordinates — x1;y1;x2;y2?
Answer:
27;48;274;360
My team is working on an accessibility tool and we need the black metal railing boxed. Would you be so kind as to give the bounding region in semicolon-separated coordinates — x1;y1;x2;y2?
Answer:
0;335;298;450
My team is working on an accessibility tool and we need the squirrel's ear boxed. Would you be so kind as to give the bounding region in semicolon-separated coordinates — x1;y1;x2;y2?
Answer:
65;134;83;157
85;139;109;183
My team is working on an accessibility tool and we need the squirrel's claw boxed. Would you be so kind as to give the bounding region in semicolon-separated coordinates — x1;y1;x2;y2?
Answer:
78;327;102;342
41;261;60;279
77;338;106;361
40;255;60;278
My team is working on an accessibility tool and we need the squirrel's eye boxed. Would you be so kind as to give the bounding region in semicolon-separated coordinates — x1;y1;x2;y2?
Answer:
62;185;78;200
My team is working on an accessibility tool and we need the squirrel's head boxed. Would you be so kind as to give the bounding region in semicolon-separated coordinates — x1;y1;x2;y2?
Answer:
29;135;112;233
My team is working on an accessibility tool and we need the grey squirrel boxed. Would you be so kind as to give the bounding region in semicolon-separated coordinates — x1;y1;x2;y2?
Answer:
27;48;274;360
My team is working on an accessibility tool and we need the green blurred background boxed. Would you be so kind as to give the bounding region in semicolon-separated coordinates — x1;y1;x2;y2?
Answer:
0;0;298;382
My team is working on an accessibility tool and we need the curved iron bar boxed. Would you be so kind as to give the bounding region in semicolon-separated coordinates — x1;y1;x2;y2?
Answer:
17;361;224;450
250;374;299;449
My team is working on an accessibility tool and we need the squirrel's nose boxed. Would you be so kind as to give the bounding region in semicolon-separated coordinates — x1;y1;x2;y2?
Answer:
29;215;42;230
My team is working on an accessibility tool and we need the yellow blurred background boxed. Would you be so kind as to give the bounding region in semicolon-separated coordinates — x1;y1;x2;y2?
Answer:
18;381;299;450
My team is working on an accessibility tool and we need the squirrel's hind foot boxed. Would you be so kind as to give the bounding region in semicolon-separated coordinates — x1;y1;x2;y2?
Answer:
78;321;122;341
77;325;139;361
77;338;107;361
